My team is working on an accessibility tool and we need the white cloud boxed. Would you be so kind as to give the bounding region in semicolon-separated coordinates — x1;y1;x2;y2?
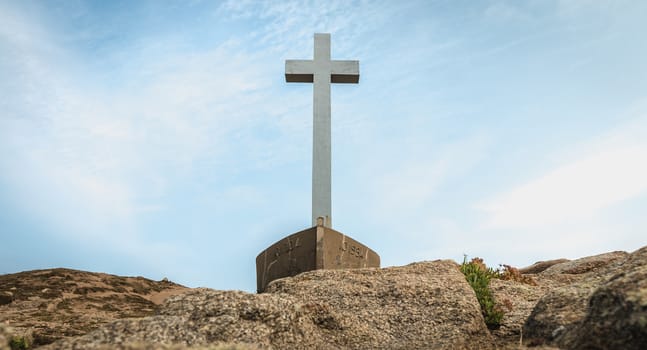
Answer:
2;0;399;256
478;116;647;229
0;3;278;244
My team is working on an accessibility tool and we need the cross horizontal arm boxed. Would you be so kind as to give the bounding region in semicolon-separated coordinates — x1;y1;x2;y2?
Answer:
285;60;314;82
331;60;359;84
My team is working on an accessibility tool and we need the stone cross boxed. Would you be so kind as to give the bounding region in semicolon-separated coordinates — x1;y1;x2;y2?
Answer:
285;33;359;228
256;36;376;293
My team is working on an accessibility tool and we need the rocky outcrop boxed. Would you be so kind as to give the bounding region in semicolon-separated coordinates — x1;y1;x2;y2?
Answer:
524;248;647;349
265;261;494;349
488;254;624;347
44;260;494;350
489;278;549;347
0;268;187;347
565;246;647;349
519;259;570;274
540;251;627;275
2;247;647;349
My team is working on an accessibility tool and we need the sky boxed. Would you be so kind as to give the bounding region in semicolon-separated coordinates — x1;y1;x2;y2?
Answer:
1;0;646;292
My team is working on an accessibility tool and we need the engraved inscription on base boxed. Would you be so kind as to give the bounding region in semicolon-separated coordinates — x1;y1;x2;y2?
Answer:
256;226;380;292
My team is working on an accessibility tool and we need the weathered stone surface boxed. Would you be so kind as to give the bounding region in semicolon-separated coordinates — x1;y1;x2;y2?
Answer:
519;259;570;274
540;251;628;275
0;325;11;350
43;290;300;349
0;268;187;347
265;260;494;349
489;278;550;347
45;260;494;350
523;250;636;347
4;246;647;349
523;282;595;346
565;246;647;349
0;292;12;306
255;225;380;292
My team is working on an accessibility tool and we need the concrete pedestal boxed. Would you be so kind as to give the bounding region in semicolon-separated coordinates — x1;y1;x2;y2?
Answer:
255;225;380;293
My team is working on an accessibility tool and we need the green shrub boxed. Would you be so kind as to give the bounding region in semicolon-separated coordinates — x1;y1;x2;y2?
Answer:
9;335;29;350
460;256;505;329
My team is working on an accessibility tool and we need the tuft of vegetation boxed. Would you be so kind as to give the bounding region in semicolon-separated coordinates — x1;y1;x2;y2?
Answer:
498;265;537;286
460;256;505;329
9;335;30;350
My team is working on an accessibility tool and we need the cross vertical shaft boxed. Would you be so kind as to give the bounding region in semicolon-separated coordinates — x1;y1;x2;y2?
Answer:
285;33;359;227
312;34;332;228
